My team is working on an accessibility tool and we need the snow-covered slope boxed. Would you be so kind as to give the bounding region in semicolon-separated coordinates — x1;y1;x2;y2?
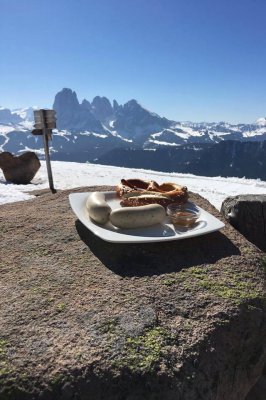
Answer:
1;161;266;210
11;106;37;121
144;121;266;148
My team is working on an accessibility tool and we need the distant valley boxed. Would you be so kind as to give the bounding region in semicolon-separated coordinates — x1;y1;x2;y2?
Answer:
1;88;266;179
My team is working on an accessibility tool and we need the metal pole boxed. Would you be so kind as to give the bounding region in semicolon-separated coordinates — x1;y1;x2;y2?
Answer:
40;109;56;193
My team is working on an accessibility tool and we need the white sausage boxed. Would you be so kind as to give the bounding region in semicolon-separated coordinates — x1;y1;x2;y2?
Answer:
110;204;166;229
86;192;111;224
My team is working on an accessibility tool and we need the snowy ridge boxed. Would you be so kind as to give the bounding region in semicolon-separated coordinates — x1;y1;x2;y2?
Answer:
1;89;266;153
11;106;38;121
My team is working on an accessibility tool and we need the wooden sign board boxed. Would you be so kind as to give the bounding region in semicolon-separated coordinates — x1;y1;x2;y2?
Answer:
33;109;56;130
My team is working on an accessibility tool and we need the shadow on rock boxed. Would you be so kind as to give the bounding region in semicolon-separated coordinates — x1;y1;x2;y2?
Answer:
75;220;240;277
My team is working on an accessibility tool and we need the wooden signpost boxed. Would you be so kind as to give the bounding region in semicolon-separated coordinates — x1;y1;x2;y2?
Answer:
32;109;56;193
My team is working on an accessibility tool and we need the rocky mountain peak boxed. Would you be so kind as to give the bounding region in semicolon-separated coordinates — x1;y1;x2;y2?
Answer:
53;88;80;111
113;99;171;142
53;89;105;132
0;108;23;124
113;99;120;112
81;99;91;110
91;96;113;122
123;99;140;110
256;117;266;126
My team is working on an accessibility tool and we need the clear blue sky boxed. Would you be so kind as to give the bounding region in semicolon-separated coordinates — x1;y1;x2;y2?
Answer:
1;0;266;123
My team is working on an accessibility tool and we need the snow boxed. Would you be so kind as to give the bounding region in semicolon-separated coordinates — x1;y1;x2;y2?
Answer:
79;131;108;138
1;161;266;210
173;124;205;137
0;121;33;135
12;106;38;121
151;129;189;140
149;139;179;146
242;127;266;137
20;120;34;130
102;125;133;142
0;125;15;134
0;131;10;152
210;131;232;137
256;117;266;126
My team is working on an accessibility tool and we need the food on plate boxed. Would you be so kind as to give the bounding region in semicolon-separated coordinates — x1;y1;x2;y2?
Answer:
120;191;174;207
116;179;188;207
86;192;111;224
116;179;160;197
110;204;166;229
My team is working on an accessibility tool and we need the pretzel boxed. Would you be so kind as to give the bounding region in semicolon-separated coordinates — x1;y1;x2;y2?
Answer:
116;179;188;207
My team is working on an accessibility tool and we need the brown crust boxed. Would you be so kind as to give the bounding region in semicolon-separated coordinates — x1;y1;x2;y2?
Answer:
117;179;188;198
117;179;189;207
116;179;160;197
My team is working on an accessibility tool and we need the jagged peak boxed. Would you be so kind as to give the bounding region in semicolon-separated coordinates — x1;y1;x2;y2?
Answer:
60;87;76;95
125;99;139;106
122;99;162;119
113;99;119;110
81;99;91;110
53;88;80;110
91;96;112;108
55;88;79;102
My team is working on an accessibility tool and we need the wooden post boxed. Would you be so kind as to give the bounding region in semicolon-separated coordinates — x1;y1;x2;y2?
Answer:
34;110;56;194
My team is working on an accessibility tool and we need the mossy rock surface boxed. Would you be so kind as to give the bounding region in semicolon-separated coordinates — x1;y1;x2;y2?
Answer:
0;186;265;400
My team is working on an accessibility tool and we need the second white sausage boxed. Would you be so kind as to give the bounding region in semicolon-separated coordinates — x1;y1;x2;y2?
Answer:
110;204;166;229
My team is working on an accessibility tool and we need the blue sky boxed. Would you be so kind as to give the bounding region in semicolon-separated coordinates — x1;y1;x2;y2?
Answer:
1;0;266;123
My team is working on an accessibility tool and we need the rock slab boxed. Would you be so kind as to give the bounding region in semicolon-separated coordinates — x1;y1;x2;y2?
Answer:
0;187;265;400
221;194;266;251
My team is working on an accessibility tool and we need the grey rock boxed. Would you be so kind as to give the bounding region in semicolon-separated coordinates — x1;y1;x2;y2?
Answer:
91;96;113;122
113;99;120;112
221;194;266;251
81;99;91;111
113;99;171;143
118;306;157;337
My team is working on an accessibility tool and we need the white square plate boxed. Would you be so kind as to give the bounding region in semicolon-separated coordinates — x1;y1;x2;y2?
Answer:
69;191;225;243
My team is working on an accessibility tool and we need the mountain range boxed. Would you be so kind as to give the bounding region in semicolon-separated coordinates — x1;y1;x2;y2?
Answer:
0;88;266;179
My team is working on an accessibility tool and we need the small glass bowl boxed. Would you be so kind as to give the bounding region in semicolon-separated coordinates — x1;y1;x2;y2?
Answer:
167;203;201;227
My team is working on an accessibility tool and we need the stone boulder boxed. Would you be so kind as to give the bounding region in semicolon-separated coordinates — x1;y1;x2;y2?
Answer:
0;151;41;184
0;187;265;400
221;194;266;252
246;368;266;400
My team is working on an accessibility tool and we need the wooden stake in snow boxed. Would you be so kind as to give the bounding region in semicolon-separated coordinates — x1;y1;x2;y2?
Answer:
32;109;56;193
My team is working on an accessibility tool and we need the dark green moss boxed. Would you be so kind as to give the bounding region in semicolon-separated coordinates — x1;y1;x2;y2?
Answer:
162;278;176;286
